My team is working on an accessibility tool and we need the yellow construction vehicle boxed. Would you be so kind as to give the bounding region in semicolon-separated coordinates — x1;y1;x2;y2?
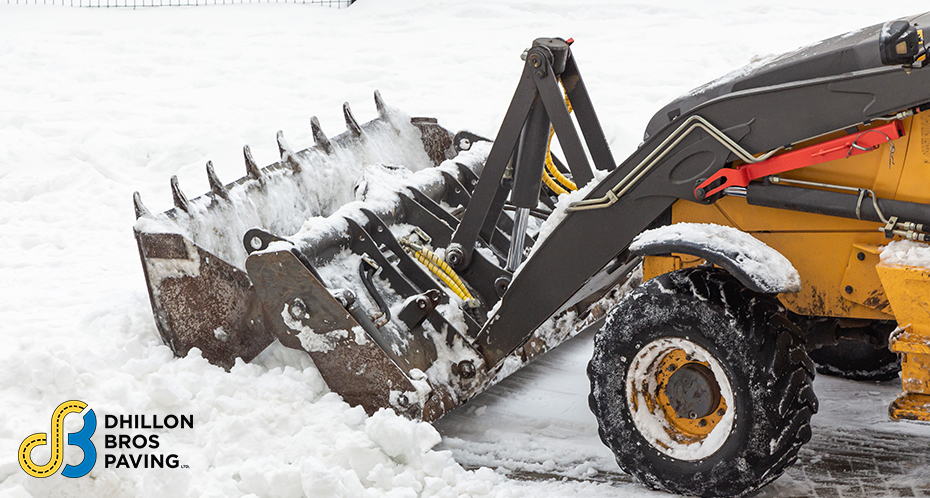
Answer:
133;12;930;498
641;111;930;423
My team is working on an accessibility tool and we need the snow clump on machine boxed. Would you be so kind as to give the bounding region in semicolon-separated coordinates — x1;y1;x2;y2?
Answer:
630;223;802;293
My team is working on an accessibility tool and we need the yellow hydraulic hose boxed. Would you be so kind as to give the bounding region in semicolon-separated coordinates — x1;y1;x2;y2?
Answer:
401;241;474;302
544;89;577;193
542;165;570;195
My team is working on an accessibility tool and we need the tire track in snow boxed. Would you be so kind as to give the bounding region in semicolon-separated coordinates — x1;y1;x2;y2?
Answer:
436;330;930;497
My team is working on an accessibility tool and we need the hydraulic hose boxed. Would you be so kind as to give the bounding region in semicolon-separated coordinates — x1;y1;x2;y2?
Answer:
412;247;474;302
358;259;391;323
399;239;475;303
543;85;578;195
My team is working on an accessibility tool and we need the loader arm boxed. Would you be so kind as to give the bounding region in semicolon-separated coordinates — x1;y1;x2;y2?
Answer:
471;38;930;368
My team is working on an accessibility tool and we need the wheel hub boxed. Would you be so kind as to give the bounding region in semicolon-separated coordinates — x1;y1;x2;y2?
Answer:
626;338;733;460
666;363;721;420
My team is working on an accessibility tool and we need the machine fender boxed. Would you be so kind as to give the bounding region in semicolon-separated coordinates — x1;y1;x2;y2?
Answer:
630;222;802;294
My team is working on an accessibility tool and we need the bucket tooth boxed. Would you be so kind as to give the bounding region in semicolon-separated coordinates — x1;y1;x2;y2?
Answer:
343;102;363;137
170;175;190;213
276;130;300;170
374;90;387;117
243;145;262;179
310;116;334;154
206;161;230;201
133;191;152;219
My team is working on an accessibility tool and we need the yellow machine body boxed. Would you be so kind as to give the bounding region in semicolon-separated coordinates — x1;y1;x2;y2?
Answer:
643;113;930;422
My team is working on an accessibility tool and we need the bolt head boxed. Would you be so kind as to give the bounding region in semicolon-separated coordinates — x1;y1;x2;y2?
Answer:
289;298;308;320
446;247;463;267
457;360;477;379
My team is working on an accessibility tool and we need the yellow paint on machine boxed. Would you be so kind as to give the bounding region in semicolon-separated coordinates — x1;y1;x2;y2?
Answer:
877;263;930;422
642;114;930;422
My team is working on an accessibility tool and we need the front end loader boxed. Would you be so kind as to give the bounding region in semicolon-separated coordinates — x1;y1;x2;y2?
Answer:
134;12;930;498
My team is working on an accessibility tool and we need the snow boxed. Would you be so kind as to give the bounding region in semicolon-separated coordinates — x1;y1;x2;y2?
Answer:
527;169;610;259
880;239;930;269
1;1;926;497
630;223;802;294
134;105;436;271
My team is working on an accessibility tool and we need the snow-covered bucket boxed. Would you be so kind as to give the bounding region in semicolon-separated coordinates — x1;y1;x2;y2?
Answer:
131;94;486;420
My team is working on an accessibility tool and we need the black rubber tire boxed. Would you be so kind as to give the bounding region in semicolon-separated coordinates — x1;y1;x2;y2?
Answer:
588;267;819;498
809;337;900;382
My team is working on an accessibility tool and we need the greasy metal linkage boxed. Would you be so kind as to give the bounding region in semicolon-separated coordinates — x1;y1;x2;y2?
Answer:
448;37;613;270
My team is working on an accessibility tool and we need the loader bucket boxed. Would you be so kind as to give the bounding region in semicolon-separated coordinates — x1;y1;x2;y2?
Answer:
133;93;480;416
134;89;627;422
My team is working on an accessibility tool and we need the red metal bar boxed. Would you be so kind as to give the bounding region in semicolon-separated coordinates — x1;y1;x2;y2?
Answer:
694;120;905;199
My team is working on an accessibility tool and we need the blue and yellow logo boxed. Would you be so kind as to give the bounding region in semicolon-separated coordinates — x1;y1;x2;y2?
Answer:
18;400;97;478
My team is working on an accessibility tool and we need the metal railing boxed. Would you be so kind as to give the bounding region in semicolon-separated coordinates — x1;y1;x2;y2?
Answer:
5;0;354;7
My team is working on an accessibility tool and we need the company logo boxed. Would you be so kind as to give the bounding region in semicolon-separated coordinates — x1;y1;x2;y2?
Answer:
19;400;97;478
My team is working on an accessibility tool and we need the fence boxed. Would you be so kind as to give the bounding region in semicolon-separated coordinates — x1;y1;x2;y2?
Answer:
5;0;354;7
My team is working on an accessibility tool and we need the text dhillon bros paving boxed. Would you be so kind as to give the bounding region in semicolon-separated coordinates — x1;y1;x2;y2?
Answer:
103;414;193;469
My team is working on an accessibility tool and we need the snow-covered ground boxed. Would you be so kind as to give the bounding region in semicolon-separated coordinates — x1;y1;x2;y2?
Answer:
1;1;929;497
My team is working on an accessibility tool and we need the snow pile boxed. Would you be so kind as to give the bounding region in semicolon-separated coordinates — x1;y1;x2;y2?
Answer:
0;331;511;498
134;105;435;270
630;223;802;293
880;239;930;269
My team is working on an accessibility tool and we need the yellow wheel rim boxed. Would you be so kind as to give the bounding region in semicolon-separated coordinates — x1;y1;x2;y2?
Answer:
627;337;734;460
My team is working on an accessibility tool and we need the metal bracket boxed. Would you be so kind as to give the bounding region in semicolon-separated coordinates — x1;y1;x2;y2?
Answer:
397;290;443;331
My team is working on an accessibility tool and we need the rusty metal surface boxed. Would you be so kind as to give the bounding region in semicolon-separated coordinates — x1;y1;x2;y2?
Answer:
245;249;425;419
411;117;454;165
135;230;273;370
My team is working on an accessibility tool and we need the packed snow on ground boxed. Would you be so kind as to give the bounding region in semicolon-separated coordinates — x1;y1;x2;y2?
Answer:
0;1;926;497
